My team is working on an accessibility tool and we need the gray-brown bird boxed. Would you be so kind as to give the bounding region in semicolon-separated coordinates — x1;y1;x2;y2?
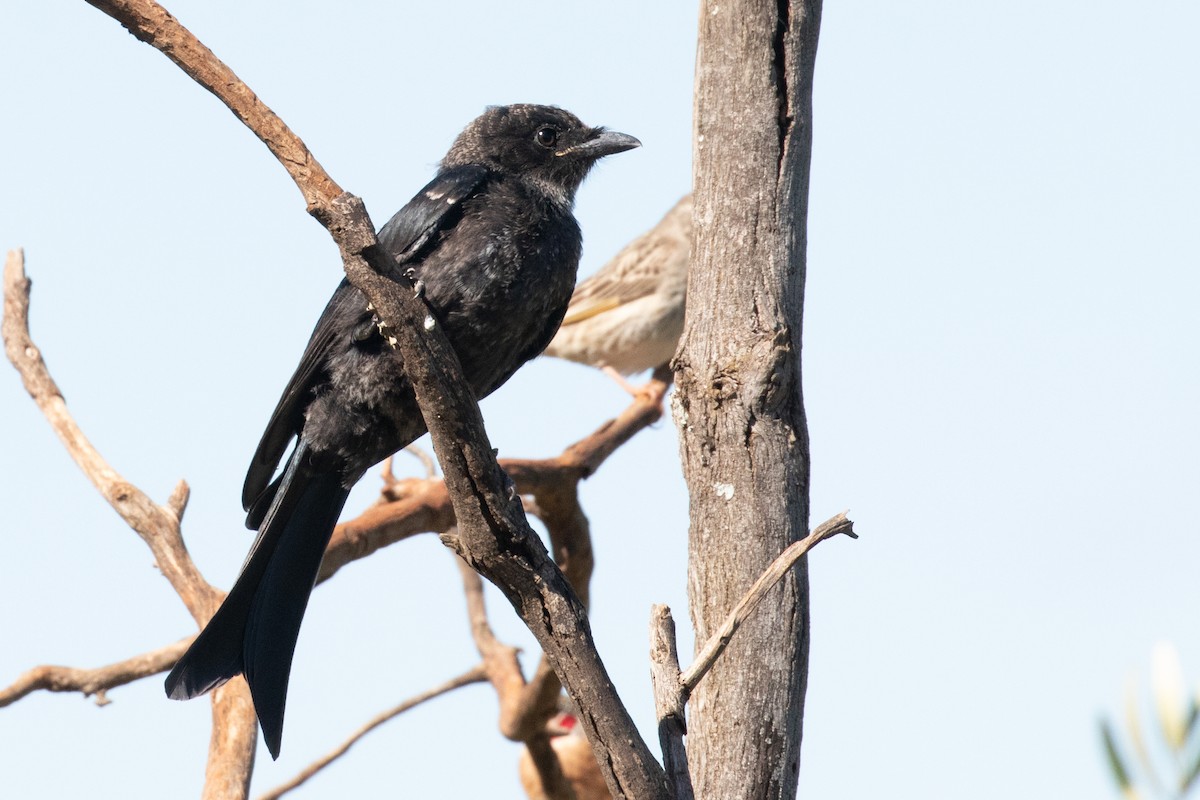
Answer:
543;194;691;393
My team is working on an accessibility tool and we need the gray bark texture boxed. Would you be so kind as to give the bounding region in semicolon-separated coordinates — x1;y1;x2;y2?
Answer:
674;0;821;798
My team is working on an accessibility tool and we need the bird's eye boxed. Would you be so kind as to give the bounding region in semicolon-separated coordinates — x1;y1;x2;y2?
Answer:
535;127;558;148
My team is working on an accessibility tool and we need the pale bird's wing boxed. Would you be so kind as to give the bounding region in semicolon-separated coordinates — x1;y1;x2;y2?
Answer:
559;195;692;327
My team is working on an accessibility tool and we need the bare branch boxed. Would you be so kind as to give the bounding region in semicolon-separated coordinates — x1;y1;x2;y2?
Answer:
3;249;221;624
649;606;693;800
455;557;562;737
455;555;577;800
456;556;530;720
166;478;191;522
505;368;671;483
680;512;856;695
205;680;258;800
4;246;258;798
313;379;671;798
319;477;454;581
82;0;341;215
649;513;855;800
256;666;488;800
0;637;193;707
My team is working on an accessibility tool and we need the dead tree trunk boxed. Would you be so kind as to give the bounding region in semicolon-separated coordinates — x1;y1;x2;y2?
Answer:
674;1;821;797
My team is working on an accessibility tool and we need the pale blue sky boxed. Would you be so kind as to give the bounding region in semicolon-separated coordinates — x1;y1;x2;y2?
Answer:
2;2;1198;798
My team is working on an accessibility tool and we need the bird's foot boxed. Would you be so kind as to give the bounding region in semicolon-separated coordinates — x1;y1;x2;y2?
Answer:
402;266;427;300
602;365;670;405
601;366;642;397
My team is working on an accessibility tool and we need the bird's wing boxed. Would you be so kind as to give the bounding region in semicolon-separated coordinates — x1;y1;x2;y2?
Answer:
559;238;673;326
241;165;492;516
377;164;490;263
559;195;692;326
242;279;368;516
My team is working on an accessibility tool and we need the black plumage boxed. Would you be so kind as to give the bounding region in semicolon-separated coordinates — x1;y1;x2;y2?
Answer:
164;104;639;758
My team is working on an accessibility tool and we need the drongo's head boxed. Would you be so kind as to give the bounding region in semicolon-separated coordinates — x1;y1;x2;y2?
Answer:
443;104;640;202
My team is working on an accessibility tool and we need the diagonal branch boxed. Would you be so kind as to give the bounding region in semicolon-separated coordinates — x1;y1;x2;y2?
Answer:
82;0;341;215
649;511;857;800
3;249;220;625
81;3;671;797
0;301;669;716
681;511;857;694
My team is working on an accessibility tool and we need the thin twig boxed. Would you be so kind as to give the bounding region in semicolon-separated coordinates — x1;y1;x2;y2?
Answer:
648;512;856;800
0;637;193;707
256;666;488;800
680;512;856;694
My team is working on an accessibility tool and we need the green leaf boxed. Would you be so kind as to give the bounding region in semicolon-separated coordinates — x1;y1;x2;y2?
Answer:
1102;719;1134;791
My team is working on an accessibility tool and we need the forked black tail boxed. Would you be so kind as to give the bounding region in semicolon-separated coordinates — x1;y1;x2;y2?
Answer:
164;440;349;759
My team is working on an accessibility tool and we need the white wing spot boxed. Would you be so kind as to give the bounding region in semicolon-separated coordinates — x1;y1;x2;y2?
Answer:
425;189;446;200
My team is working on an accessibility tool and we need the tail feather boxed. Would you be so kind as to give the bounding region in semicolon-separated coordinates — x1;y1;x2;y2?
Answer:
164;440;349;760
243;467;347;758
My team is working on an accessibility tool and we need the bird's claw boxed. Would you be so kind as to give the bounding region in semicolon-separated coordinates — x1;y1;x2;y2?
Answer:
402;267;426;299
372;314;400;349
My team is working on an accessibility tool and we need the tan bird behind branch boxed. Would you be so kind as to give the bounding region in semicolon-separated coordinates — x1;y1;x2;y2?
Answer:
544;194;691;394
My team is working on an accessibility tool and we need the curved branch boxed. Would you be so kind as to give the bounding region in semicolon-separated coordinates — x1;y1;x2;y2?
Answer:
3;248;257;799
3;250;221;624
454;555;576;800
257;666;488;800
680;511;856;694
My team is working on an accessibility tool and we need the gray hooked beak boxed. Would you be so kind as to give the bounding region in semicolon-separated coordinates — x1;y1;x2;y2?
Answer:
557;129;642;160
